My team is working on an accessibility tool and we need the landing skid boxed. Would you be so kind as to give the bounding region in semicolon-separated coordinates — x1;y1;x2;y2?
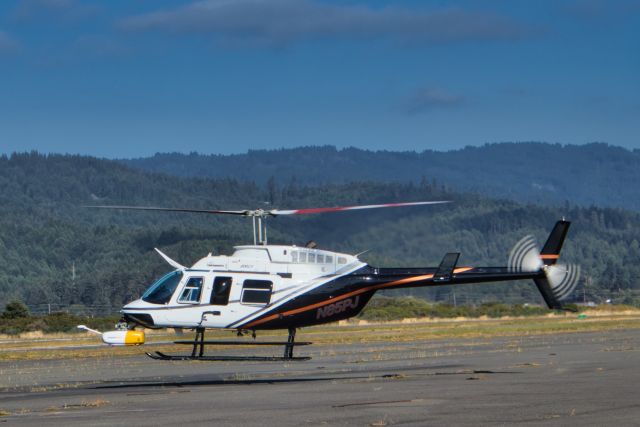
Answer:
145;351;310;362
146;327;311;362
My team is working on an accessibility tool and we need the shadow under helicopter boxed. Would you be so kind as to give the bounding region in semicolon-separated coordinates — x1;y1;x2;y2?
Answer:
89;364;521;391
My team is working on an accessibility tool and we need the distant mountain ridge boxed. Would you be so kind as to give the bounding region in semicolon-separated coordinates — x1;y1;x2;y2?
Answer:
121;142;640;210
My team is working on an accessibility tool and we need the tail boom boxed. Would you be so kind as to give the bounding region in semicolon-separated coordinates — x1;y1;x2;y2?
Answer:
238;220;578;330
375;220;577;310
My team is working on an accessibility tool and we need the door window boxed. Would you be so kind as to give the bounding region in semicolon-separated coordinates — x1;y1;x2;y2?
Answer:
210;276;233;305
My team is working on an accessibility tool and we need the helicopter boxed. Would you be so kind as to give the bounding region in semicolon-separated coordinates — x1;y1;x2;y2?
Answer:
78;201;580;362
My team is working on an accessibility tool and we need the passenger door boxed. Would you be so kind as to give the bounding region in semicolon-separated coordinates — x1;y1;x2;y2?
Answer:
200;276;234;327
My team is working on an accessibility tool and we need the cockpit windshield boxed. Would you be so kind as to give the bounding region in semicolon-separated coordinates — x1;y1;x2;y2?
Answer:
142;270;183;304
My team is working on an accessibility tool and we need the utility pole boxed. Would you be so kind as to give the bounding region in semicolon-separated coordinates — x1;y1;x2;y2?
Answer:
71;261;77;304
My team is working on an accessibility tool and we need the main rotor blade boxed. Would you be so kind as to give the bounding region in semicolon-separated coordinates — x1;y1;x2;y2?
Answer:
85;200;451;218
85;205;249;216
270;200;450;216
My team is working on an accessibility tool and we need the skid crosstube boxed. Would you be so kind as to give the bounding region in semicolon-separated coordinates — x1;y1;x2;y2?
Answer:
173;340;312;346
146;351;311;362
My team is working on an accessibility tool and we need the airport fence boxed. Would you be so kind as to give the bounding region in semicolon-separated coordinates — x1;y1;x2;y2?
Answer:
25;304;121;317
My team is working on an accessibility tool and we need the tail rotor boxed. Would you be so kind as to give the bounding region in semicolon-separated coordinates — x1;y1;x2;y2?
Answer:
508;221;580;307
545;263;581;301
508;235;543;272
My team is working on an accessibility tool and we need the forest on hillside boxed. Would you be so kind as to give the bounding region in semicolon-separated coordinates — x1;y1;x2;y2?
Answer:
1;152;640;314
122;142;640;211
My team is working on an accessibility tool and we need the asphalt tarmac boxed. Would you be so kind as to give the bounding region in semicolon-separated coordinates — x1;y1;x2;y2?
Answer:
0;329;638;426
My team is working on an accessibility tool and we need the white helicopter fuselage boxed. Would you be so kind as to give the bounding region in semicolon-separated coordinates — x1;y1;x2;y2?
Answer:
84;201;576;359
122;245;366;330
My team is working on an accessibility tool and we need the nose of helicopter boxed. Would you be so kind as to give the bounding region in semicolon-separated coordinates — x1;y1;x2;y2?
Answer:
121;299;160;328
123;298;155;310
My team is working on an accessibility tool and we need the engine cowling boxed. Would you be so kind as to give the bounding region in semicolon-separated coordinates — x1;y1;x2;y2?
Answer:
101;330;145;346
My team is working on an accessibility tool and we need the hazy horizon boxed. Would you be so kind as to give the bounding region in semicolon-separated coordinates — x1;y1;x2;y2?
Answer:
2;140;637;160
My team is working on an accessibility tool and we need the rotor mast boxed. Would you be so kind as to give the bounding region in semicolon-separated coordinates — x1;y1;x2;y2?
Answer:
246;209;270;245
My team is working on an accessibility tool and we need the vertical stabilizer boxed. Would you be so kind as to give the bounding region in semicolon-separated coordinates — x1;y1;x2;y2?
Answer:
540;220;570;266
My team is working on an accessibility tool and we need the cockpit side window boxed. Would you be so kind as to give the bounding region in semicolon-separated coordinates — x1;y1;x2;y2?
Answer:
142;271;183;304
178;277;204;304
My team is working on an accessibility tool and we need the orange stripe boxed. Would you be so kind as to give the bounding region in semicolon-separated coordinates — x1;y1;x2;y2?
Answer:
242;267;478;329
540;254;559;260
242;274;435;329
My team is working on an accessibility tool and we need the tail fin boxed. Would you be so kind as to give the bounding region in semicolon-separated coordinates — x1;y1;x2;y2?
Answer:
534;220;579;311
534;276;568;310
539;220;570;266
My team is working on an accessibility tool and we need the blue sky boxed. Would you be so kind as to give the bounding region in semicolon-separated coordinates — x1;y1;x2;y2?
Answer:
0;0;638;158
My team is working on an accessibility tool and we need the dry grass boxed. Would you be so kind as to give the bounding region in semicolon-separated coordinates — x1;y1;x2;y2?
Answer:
310;313;640;345
1;312;639;362
0;327;172;342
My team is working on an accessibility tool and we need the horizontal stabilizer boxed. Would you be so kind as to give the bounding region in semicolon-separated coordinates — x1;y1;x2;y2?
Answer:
434;253;460;282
